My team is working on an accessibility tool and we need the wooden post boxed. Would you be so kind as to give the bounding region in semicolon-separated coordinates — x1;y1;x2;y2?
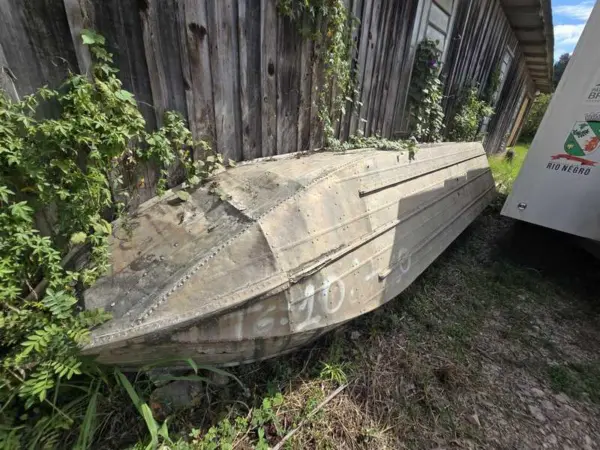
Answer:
63;0;93;77
0;43;18;100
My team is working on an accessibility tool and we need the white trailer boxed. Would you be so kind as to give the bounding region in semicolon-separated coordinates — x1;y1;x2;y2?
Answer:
502;1;600;241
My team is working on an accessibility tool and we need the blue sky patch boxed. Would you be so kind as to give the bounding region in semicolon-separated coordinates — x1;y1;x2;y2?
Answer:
552;0;594;59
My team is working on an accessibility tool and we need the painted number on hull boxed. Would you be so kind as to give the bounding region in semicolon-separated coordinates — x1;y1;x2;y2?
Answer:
294;275;346;331
395;248;411;284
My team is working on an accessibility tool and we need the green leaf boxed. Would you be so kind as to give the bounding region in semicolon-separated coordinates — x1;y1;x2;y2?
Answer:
185;357;198;374
157;420;170;442
0;185;14;203
81;29;105;46
75;382;99;450
9;201;33;222
115;90;134;102
175;190;191;202
70;232;87;245
140;403;159;446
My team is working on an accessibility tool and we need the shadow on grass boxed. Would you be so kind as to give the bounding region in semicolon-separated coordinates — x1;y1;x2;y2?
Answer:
113;196;600;449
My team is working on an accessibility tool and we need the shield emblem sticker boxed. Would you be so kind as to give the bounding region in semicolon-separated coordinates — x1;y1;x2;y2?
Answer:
564;121;600;156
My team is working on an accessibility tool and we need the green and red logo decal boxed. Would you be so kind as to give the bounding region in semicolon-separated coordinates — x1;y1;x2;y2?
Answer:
552;121;600;166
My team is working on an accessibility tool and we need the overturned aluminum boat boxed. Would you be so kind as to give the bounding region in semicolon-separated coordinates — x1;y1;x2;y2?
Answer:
84;143;495;366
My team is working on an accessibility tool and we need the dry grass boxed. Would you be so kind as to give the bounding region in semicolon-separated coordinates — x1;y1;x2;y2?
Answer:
140;195;600;449
81;141;600;449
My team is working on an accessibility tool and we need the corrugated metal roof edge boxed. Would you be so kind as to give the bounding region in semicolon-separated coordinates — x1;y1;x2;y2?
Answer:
502;0;554;93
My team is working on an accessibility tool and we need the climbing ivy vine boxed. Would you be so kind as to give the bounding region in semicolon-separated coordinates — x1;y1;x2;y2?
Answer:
0;29;219;448
408;39;445;143
482;65;501;105
277;0;356;144
447;84;495;142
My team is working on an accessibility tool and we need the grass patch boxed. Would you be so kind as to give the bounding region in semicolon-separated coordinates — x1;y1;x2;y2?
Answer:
548;362;600;403
488;143;529;193
96;193;600;449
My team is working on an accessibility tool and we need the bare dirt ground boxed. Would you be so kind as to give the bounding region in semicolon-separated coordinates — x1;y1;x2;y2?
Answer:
111;196;600;449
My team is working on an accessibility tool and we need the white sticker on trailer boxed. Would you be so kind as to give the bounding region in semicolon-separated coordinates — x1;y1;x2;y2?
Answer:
583;65;600;105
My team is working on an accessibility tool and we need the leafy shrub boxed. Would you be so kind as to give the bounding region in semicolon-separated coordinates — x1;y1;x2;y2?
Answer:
520;93;551;141
330;134;417;154
179;393;284;450
277;0;356;143
408;39;445;142
0;30;218;448
482;65;501;105
447;86;494;142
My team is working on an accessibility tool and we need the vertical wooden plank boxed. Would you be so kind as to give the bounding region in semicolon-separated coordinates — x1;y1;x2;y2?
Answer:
381;2;411;137
63;0;93;76
332;0;353;139
0;43;18;100
0;0;77;97
309;29;325;150
348;0;373;136
206;0;242;161
391;0;424;137
92;0;156;128
178;0;198;141
238;0;263;160
297;37;313;151
471;0;495;85
276;16;300;154
356;0;382;136
367;0;396;136
479;10;503;90
460;0;488;88
181;0;216;156
154;1;188;117
138;0;188;126
443;0;478;121
349;0;373;136
339;0;363;141
93;0;158;202
261;0;277;156
139;0;169;126
442;0;470;100
140;0;189;185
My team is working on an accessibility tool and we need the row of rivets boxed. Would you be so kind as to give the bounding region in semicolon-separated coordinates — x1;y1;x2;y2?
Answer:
94;273;279;346
132;157;362;325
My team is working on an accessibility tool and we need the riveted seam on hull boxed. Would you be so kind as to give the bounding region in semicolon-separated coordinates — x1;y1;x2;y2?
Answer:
336;145;481;183
364;186;495;305
286;168;492;286
275;162;485;253
359;153;486;196
104;154;370;335
89;272;291;347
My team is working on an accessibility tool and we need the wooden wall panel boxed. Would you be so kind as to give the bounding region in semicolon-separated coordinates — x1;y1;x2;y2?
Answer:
238;0;263;159
0;0;539;201
442;0;536;153
0;0;77;98
208;0;242;161
276;16;301;155
181;0;216;154
348;0;374;136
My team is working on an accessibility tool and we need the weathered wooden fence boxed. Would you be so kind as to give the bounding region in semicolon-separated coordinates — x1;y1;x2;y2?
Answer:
0;0;418;157
0;0;537;199
442;0;536;152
